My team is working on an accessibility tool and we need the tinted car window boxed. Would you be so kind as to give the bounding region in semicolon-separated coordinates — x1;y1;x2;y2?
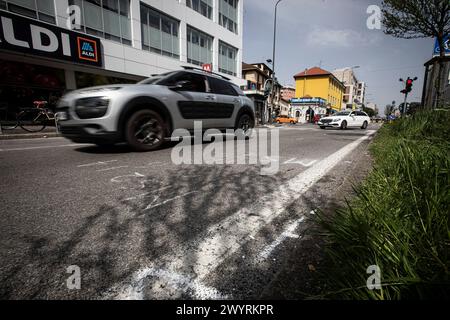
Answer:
208;77;238;96
357;111;367;116
159;72;207;93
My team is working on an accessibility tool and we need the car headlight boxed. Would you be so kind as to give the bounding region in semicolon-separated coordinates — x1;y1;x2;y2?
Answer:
75;97;109;119
332;118;341;122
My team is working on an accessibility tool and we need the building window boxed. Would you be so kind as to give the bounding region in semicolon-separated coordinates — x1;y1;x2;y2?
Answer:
141;4;180;59
186;0;212;20
187;26;213;67
2;0;56;24
219;41;237;76
68;0;132;45
219;0;238;34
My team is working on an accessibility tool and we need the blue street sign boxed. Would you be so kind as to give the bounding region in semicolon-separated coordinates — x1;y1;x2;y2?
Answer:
433;35;450;56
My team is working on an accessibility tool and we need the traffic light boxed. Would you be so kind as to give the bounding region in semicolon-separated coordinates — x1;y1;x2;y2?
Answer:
406;78;413;93
400;77;417;95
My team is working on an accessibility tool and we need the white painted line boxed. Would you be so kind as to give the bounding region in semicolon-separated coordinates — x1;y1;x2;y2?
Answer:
283;158;317;167
111;267;228;300
107;131;376;299
144;191;198;210
257;217;305;261
124;186;173;201
110;172;145;183
78;160;118;168
0;143;84;152
97;166;129;172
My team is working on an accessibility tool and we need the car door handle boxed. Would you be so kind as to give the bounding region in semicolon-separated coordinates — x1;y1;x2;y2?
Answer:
233;98;240;103
206;95;216;101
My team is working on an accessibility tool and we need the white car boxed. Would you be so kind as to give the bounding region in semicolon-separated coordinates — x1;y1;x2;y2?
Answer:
318;110;370;130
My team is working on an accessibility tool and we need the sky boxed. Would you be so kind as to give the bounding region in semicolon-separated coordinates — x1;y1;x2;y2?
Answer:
242;0;436;111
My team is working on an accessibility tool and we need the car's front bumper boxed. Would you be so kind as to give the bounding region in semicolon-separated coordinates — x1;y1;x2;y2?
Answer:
59;123;121;144
318;121;341;127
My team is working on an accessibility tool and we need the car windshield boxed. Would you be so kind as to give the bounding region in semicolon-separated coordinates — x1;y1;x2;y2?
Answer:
334;111;351;116
138;72;177;85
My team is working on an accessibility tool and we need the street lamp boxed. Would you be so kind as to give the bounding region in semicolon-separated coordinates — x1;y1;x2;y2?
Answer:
268;0;283;123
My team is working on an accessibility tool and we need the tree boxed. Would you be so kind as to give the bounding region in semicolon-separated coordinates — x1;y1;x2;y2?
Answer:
363;107;376;117
381;0;450;108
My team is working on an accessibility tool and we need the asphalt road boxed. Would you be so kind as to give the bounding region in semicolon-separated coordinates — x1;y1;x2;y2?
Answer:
0;124;379;299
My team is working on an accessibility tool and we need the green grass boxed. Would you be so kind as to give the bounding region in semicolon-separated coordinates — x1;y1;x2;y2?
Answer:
317;110;450;300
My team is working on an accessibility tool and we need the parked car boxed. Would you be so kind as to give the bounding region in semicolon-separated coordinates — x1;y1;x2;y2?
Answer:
317;110;370;130
56;67;256;151
275;115;298;124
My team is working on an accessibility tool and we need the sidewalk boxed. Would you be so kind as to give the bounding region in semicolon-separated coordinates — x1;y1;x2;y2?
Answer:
0;126;61;140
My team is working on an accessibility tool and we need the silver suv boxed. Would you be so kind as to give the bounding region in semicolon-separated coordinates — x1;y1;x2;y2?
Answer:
57;67;255;151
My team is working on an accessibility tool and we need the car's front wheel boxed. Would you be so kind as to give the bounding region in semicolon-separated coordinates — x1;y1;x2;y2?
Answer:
235;113;255;139
361;121;368;130
125;109;166;152
340;120;347;130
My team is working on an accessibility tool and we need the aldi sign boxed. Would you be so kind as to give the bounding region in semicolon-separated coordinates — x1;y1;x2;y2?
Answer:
0;10;102;67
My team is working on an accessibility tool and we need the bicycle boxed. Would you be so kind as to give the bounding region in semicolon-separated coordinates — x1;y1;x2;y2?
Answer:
2;101;56;133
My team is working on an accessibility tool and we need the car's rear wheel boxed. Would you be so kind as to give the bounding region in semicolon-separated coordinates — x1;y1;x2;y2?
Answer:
125;109;166;151
361;121;368;130
340;120;347;130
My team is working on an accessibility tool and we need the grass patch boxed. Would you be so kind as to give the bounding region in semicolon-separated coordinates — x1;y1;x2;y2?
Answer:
317;110;450;299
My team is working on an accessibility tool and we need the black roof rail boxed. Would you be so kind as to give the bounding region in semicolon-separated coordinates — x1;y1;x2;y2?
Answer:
181;66;231;81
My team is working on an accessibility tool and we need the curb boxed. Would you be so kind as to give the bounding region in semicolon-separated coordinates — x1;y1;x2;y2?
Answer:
0;132;61;140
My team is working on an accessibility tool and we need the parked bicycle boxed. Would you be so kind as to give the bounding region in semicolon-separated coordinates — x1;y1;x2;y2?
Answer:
1;101;56;133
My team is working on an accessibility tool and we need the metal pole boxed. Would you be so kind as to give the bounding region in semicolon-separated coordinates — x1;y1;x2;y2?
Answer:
269;0;282;124
402;92;408;117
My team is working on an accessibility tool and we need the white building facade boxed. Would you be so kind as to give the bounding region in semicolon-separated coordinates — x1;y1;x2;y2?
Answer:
0;0;244;115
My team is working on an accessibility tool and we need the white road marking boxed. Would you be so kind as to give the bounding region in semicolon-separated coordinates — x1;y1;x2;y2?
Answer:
283;158;317;167
107;131;376;299
257;217;305;262
110;172;145;183
97;166;129;172
123;186;173;201
111;267;228;300
0;144;84;152
144;191;198;210
78;160;118;168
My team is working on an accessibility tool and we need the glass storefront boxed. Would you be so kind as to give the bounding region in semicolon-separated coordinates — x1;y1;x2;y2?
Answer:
0;60;66;122
75;71;137;88
0;60;142;124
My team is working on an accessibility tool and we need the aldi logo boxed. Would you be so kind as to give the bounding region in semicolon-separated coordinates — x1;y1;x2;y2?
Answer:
77;37;98;62
0;10;102;67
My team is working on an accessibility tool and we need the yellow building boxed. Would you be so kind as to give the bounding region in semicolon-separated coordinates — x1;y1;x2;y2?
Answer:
294;67;345;111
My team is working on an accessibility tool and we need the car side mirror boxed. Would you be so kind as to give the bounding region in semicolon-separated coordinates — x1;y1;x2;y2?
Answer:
170;80;191;91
